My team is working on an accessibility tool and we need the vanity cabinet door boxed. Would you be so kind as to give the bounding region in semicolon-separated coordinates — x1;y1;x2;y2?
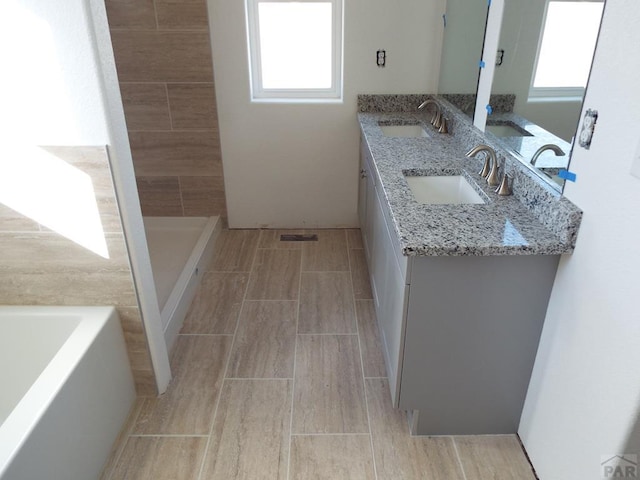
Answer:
370;184;409;407
362;152;376;262
364;171;376;262
358;145;371;248
357;150;367;235
398;254;561;435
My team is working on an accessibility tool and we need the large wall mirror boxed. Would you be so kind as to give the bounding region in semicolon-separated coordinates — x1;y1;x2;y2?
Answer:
484;0;605;192
437;0;489;118
438;0;606;193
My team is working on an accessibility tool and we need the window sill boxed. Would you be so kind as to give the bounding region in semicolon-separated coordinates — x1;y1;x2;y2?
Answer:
527;96;584;104
250;97;344;104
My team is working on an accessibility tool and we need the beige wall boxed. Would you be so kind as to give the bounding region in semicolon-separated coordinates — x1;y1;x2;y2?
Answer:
0;146;156;396
209;0;445;228
105;0;226;218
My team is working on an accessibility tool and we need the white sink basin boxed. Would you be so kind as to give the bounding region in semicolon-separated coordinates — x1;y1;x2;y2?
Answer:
485;121;531;137
380;125;429;138
404;175;485;205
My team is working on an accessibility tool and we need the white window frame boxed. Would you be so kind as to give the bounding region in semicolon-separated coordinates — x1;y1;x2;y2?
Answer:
528;0;603;101
245;0;343;102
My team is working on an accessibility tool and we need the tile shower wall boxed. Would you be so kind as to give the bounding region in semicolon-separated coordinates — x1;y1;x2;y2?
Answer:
0;147;156;396
105;0;226;218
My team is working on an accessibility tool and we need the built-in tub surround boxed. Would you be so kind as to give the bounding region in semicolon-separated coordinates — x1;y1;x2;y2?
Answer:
0;146;156;395
358;94;582;253
0;306;135;479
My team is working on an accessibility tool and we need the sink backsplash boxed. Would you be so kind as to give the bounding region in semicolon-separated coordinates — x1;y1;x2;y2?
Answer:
357;94;582;247
440;93;516;117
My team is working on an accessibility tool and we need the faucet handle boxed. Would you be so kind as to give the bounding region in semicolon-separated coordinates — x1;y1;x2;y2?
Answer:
431;110;441;127
478;155;491;178
486;160;500;187
437;117;448;134
495;173;512;196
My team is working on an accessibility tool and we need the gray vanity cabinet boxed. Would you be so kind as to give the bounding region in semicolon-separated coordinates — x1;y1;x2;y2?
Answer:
370;179;410;406
357;156;367;236
358;139;561;435
400;254;560;435
359;140;410;408
359;141;376;261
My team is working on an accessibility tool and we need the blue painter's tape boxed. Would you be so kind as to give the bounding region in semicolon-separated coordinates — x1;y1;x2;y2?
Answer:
488;0;492;6
486;104;493;115
479;60;485;68
558;169;577;182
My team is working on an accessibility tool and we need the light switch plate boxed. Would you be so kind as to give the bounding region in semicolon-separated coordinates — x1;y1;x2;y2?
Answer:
631;138;640;180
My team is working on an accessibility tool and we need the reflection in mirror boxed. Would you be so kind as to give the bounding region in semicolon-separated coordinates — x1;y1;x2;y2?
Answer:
437;0;488;118
486;0;605;191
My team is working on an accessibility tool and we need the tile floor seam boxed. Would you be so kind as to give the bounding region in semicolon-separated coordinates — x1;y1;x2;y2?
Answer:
224;377;295;381
163;83;173;131
299;269;351;273
246;248;302;302
177;333;234;337
205;269;252;274
348;243;379;480
242;299;299;302
290;432;372;437
195;236;259;480
152;0;160;30
296;332;359;336
286;241;303;480
101;400;143;480
452;436;470;480
176;163;186;217
128;434;210;438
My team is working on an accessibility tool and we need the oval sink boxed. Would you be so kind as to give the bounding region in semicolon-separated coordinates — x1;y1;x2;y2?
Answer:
380;125;429;138
404;175;485;205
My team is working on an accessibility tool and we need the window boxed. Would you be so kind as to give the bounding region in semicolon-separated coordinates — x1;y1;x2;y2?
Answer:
246;0;343;101
529;0;604;99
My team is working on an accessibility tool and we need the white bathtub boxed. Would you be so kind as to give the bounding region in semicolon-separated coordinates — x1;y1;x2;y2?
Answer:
143;216;220;350
0;306;135;480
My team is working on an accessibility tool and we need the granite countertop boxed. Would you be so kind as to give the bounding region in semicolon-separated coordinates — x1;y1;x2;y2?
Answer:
358;111;580;256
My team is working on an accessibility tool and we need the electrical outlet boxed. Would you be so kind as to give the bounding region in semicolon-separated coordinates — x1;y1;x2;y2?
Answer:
578;109;598;149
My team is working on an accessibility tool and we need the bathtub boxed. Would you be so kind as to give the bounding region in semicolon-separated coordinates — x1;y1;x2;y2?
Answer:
143;216;221;350
0;306;135;480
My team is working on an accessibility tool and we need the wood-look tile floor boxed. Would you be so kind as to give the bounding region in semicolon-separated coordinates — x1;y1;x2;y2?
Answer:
102;229;537;480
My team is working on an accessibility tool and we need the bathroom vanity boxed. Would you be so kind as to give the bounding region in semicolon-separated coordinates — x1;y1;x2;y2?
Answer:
357;95;582;435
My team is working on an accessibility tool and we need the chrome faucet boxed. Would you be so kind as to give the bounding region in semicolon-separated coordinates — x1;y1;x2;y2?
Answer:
530;144;565;166
466;145;511;194
418;99;447;133
466;144;499;183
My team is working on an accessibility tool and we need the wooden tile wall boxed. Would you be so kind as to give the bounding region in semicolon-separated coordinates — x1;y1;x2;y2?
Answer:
0;146;157;396
106;0;226;219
